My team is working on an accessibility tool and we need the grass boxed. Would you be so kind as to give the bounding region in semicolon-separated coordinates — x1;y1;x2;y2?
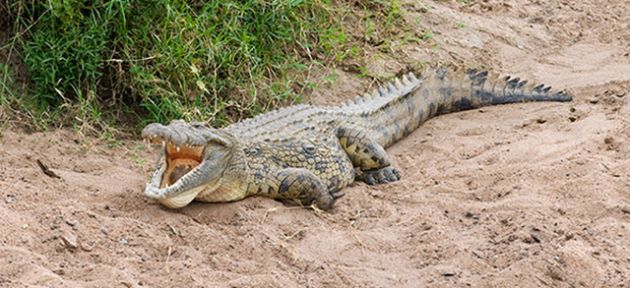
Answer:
0;0;411;134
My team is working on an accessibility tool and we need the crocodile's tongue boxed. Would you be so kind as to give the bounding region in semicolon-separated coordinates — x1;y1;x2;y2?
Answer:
160;142;204;188
162;158;200;187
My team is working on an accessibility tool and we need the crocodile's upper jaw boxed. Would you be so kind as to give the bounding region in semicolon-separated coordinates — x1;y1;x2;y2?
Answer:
142;120;234;208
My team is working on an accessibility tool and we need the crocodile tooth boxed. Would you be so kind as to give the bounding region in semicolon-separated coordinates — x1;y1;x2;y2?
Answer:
363;93;372;101
408;72;418;82
355;95;363;104
162;141;166;147
176;146;181;152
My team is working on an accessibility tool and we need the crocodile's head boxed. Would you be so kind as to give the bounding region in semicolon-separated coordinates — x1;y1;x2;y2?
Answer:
141;120;236;208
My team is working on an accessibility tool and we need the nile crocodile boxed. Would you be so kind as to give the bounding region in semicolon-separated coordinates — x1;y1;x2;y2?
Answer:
141;67;571;209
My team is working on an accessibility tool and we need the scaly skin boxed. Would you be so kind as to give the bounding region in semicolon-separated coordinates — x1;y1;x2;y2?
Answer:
141;67;572;209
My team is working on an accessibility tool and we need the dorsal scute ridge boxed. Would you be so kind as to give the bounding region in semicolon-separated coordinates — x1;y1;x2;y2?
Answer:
329;71;423;114
352;72;422;114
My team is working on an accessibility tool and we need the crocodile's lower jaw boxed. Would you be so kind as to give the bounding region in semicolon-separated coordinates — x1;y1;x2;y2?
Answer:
157;180;222;209
158;186;203;208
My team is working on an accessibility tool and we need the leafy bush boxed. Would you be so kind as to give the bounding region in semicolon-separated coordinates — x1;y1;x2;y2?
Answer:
7;0;340;128
1;0;408;131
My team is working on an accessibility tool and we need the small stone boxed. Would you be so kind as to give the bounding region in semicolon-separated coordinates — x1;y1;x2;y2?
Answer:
61;233;78;250
65;219;78;227
536;118;547;124
53;269;65;275
118;238;128;245
81;240;96;252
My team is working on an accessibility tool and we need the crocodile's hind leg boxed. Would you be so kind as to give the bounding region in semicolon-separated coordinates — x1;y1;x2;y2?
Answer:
259;168;344;210
337;125;401;185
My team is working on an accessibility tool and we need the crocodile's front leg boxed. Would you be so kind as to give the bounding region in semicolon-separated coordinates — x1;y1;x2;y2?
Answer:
249;168;344;210
337;125;401;185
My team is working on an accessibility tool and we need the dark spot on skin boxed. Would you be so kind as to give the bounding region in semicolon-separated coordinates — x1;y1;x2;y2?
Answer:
437;103;449;114
363;148;369;154
403;126;411;137
371;155;379;163
393;123;401;134
440;87;453;99
406;97;415;114
429;103;437;118
315;162;327;172
459;97;473;110
474;89;494;104
378;127;389;139
337;158;346;173
418;109;425;125
329;176;340;189
279;180;291;193
254;172;264;181
492;94;512;105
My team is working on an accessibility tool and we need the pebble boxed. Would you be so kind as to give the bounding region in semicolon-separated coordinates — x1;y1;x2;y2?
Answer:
61;233;78;250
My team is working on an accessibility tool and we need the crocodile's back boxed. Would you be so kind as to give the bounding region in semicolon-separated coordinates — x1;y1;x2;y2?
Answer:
226;104;348;141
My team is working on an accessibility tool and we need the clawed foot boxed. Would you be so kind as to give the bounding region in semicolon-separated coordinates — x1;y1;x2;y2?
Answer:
358;166;401;185
313;190;346;211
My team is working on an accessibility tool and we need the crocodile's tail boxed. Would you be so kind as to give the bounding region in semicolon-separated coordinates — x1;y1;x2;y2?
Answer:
349;67;572;147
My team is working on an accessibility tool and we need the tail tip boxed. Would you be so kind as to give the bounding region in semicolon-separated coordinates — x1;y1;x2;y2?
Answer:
556;90;573;102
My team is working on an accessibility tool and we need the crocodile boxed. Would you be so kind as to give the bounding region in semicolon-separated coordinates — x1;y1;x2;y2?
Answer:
141;67;571;209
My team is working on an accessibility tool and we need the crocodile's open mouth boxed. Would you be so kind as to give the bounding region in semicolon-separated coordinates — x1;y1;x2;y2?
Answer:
156;141;204;188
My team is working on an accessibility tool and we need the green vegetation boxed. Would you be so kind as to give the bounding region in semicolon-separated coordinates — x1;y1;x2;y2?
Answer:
0;0;410;133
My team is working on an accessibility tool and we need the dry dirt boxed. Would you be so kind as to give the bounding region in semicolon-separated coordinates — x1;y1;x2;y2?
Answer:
1;0;630;287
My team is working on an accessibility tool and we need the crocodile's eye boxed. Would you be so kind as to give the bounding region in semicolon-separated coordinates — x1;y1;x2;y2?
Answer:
302;143;316;154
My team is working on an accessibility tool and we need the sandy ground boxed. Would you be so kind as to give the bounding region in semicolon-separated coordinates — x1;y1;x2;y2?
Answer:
1;0;629;287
